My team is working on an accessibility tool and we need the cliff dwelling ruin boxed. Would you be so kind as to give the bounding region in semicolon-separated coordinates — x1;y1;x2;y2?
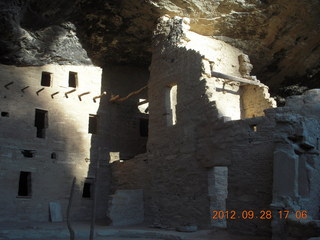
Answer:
0;1;320;240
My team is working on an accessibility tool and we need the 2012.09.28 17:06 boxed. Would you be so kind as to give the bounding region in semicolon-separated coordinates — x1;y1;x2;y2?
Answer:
211;210;308;220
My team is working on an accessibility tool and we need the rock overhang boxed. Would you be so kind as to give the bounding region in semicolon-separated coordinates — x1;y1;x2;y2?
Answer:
0;0;319;96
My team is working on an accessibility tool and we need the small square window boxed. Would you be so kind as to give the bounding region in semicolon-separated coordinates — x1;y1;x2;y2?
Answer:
250;124;257;132
21;150;36;158
1;112;9;117
51;152;57;159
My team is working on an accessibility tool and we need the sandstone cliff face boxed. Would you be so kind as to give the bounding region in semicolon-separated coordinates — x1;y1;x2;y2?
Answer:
0;0;319;94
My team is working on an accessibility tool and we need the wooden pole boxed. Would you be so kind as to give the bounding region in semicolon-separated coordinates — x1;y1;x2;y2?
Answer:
78;91;91;101
109;85;148;103
65;89;76;98
211;71;262;86
89;149;100;240
93;91;107;102
4;81;14;89
137;100;148;106
67;177;76;240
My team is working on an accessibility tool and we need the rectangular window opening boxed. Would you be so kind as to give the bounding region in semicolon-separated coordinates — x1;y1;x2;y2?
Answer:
1;111;9;117
51;152;57;159
68;71;78;88
82;178;94;199
18;171;32;197
41;72;52;87
139;118;149;137
35;109;48;138
165;84;177;126
21;150;36;158
250;124;257;132
88;114;97;134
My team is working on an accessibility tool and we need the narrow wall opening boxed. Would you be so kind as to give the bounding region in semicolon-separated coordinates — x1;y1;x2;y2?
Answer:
18;171;32;197
208;166;228;228
88;114;97;134
82;178;94;199
165;84;177;126
139;118;148;137
68;71;78;88
35;109;48;138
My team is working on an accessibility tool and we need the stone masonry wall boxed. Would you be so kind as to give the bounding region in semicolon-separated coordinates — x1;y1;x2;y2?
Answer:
185;30;245;121
270;90;320;239
197;116;276;236
145;45;212;227
98;65;150;226
101;65;149;160
241;84;276;119
110;16;276;229
109;15;320;239
0;64;109;222
197;89;320;237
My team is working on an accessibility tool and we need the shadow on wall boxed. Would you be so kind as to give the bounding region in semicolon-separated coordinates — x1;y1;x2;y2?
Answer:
130;46;224;228
86;64;150;224
0;61;150;225
0;1;151;224
0;64;109;222
111;15;278;229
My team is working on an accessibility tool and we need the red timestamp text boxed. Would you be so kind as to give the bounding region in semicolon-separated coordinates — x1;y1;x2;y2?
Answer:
211;210;308;220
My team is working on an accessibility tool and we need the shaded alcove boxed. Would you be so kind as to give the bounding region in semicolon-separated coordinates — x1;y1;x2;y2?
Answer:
85;63;150;225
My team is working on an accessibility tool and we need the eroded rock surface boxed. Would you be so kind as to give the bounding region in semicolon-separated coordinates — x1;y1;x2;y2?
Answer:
0;0;319;94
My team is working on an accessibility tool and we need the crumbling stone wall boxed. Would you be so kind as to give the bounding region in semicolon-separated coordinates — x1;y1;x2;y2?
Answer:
241;84;276;118
110;16;320;239
185;27;245;121
197;114;276;236
197;90;320;238
144;45;212;227
110;15;276;229
270;90;320;239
